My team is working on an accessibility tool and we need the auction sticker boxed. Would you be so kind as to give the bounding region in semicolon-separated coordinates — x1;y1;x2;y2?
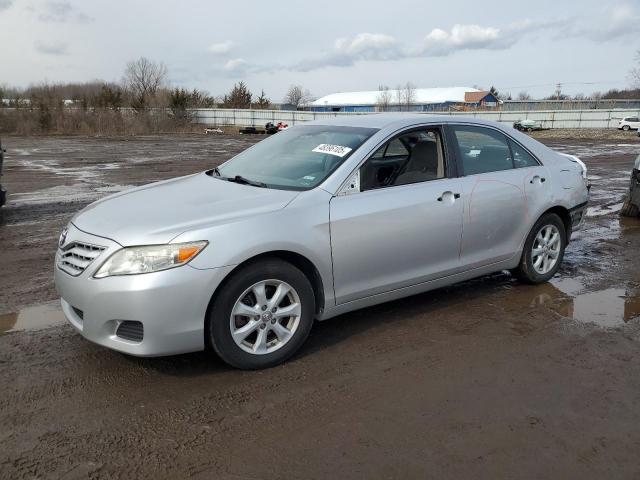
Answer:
312;144;353;157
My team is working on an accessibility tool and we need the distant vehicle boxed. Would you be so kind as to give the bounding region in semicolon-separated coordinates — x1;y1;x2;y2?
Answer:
0;138;6;208
514;119;543;132
621;153;640;217
54;115;589;369
265;122;289;134
617;116;640;131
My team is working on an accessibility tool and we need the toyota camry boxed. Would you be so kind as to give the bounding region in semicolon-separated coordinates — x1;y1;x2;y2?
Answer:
54;115;589;369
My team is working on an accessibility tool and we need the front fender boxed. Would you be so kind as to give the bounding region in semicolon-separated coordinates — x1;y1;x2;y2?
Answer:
171;189;335;307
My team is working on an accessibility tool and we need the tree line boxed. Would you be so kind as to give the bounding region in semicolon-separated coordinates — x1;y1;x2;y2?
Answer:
0;57;317;135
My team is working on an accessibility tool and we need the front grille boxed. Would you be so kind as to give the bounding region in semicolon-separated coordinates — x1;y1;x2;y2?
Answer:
116;321;144;342
58;241;106;276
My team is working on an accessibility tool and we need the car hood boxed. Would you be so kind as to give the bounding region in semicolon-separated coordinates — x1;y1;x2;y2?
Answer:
72;172;300;246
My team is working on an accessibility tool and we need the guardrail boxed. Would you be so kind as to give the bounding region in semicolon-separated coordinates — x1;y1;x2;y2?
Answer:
192;108;640;129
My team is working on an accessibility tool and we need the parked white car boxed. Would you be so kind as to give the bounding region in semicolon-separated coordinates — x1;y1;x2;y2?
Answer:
617;116;640;131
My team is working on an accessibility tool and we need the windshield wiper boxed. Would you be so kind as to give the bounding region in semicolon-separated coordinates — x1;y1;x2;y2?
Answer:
226;175;268;188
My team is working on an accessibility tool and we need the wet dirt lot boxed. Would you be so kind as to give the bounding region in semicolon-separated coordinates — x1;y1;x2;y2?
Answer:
1;132;640;479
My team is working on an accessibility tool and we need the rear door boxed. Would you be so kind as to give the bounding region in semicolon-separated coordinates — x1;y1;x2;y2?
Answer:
448;124;552;269
329;126;464;304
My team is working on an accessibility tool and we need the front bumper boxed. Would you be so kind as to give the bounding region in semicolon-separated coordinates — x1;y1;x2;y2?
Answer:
54;224;234;356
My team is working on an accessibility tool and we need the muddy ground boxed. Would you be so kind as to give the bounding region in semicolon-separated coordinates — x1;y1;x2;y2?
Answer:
1;131;640;479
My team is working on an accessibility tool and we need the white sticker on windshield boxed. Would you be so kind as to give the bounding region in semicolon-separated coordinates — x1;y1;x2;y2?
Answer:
312;144;353;157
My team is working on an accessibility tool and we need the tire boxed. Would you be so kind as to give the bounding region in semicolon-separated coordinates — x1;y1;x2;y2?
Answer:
513;213;567;284
207;259;315;369
622;125;631;131
620;196;639;217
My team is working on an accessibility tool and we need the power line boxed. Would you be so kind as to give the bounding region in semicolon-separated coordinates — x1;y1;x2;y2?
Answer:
496;80;625;90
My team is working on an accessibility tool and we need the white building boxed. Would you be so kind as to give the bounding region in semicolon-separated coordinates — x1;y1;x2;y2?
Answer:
307;87;498;112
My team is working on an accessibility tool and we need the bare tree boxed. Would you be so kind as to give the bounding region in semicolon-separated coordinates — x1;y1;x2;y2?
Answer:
396;82;416;111
284;84;311;108
517;91;531;101
375;85;392;112
395;84;403;110
123;57;167;109
630;50;640;88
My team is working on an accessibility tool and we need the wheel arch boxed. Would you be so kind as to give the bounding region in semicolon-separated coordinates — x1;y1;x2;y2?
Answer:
542;205;572;241
204;250;326;344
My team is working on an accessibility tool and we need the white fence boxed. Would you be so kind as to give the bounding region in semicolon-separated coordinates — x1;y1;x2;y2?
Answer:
192;108;640;129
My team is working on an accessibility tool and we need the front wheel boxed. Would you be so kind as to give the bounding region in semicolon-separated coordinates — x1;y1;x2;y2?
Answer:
513;213;566;284
207;259;315;369
622;125;631;131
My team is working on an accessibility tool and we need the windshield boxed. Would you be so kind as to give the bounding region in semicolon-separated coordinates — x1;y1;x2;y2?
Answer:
216;125;378;190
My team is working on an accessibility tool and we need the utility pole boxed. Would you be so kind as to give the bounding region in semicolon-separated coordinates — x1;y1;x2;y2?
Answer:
555;83;562;101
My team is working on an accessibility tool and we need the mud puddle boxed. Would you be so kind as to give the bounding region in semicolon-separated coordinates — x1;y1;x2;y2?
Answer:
509;278;640;328
0;301;66;334
552;142;640;158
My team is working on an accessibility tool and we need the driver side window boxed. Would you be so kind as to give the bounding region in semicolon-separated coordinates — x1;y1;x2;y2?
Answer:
360;128;446;191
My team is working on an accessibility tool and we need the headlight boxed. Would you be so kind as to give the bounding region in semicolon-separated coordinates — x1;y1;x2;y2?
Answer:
94;241;208;278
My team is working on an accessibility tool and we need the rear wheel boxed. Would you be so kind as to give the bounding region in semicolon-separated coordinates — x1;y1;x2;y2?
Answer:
514;213;566;284
621;196;639;217
207;259;315;369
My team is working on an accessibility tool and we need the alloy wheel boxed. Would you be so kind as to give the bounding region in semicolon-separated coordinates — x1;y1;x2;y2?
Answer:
229;279;302;355
531;224;561;275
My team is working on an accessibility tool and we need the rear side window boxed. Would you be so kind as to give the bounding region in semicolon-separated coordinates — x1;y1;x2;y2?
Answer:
509;139;539;168
452;126;513;175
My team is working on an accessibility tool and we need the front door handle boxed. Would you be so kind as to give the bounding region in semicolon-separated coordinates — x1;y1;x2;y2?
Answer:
530;175;546;184
437;191;461;202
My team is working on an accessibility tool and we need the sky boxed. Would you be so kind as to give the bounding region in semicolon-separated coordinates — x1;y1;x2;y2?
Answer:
0;0;639;101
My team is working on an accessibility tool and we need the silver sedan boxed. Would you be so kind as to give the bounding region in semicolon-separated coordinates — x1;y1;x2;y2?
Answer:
54;115;589;369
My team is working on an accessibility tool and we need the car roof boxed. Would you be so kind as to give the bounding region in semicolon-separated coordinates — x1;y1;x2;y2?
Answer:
304;113;504;130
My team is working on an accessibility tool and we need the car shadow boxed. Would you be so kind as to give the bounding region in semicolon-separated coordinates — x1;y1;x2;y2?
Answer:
129;271;519;377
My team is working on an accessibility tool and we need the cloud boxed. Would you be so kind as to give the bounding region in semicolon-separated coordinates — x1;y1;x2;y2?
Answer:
293;32;402;72
208;40;234;54
35;40;68;55
286;20;568;72
566;4;640;41
421;24;506;56
223;58;248;72
334;33;399;58
209;13;615;76
0;0;12;11
36;1;92;23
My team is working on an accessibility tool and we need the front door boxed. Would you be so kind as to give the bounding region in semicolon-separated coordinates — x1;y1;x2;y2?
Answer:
329;126;464;305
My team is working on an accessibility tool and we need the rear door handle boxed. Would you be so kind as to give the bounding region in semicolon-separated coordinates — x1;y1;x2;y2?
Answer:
530;175;546;184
